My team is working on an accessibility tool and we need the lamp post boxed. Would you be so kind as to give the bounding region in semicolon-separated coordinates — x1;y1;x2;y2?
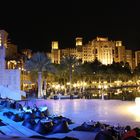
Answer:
98;84;102;99
102;84;108;100
83;82;87;92
98;83;108;100
101;89;104;100
73;83;77;93
43;80;46;98
20;67;25;91
66;82;70;94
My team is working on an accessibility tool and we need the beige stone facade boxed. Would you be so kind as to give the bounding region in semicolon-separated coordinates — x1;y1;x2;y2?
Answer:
50;37;139;70
125;50;133;69
51;41;60;64
135;51;140;67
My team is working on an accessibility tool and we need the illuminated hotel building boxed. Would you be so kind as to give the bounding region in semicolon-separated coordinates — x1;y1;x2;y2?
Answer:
50;37;139;69
115;41;125;63
0;30;8;48
135;51;140;67
83;42;96;63
82;37;116;65
51;37;126;65
125;50;133;69
61;48;76;58
21;49;32;59
82;37;125;65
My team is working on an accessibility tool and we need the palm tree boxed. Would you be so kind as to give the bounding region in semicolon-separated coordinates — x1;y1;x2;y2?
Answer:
133;64;140;83
106;65;114;84
61;56;79;93
25;52;53;98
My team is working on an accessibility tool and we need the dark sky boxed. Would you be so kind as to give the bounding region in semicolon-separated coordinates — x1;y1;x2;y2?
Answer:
1;0;140;52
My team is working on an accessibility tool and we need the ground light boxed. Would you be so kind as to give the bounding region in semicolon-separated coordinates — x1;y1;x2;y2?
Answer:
135;97;140;107
128;97;140;121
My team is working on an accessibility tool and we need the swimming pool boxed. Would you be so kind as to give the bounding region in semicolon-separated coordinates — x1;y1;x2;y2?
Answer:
20;99;140;127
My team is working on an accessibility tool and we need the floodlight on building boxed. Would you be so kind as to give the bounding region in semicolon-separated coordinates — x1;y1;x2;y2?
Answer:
52;41;58;49
76;37;83;46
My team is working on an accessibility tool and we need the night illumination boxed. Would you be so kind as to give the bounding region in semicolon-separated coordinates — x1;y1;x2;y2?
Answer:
0;1;140;140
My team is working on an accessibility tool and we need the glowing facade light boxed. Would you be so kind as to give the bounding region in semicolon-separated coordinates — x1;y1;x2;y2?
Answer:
83;82;87;86
104;85;108;89
73;83;77;88
52;41;58;49
76;37;83;46
77;83;80;87
52;84;55;88
66;82;70;85
55;84;60;90
98;85;102;89
61;85;65;89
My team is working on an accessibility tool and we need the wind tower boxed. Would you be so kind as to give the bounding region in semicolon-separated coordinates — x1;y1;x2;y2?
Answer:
76;37;83;60
51;41;60;64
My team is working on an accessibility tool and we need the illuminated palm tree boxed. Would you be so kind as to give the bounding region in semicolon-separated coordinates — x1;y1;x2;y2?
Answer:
133;63;140;82
25;52;53;98
61;56;79;93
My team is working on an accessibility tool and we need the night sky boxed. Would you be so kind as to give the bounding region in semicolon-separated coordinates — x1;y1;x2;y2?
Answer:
0;1;140;52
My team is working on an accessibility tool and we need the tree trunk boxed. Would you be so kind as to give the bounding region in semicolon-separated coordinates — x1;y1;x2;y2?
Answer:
38;72;42;98
43;80;47;96
101;91;104;100
69;65;72;94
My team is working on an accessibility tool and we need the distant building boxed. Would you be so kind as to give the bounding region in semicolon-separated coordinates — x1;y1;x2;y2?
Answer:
5;43;18;69
51;41;60;64
0;30;8;47
132;53;136;70
0;30;25;100
76;37;83;46
82;42;96;63
6;43;18;58
61;48;76;58
115;41;125;63
76;37;83;60
21;49;32;59
50;37;136;68
135;51;140;67
85;37;115;65
125;50;133;69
